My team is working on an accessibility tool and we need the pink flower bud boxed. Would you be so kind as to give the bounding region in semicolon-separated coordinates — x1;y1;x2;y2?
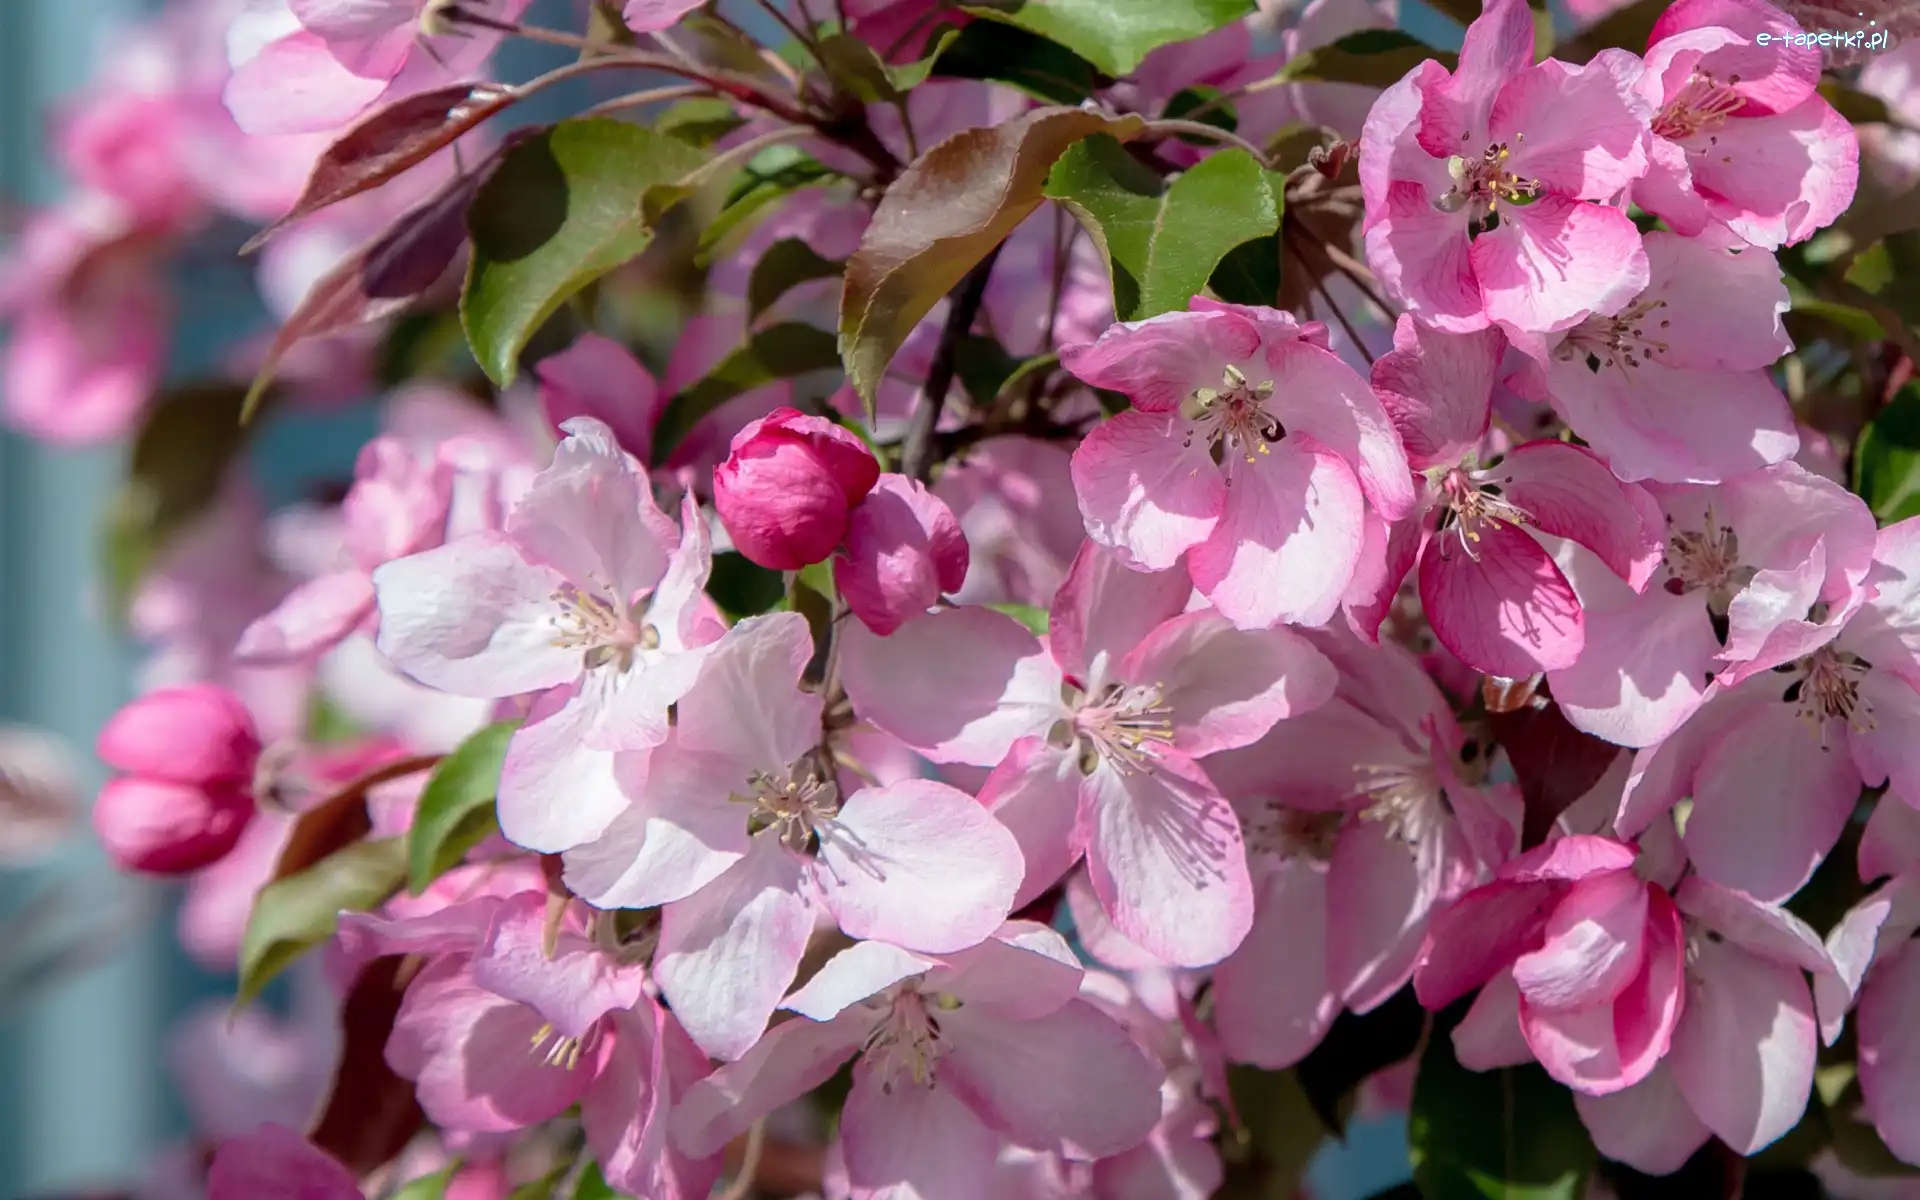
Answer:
714;408;881;570
92;775;253;875
96;684;262;786
835;473;970;636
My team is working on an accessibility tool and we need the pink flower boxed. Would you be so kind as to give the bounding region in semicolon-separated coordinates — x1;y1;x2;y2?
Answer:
1618;516;1920;900
1361;316;1662;677
1504;231;1800;483
672;928;1166;1198
562;612;1025;1059
1358;0;1652;336
714;407;881;571
98;683;263;786
373;417;724;853
1062;299;1413;630
239;435;454;664
1632;0;1858;249
934;436;1085;609
1416;836;1687;1095
842;541;1338;966
207;1124;360;1200
1549;461;1878;747
1569;876;1835;1167
352;889;723;1199
94;774;255;876
1204;627;1520;1067
835;474;970;635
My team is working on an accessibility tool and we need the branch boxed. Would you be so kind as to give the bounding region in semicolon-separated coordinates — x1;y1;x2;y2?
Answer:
899;246;1002;482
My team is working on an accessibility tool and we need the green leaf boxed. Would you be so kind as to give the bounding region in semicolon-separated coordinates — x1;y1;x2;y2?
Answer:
391;1166;457;1200
1210;234;1282;307
237;838;408;1006
987;602;1050;635
651;323;842;465
1856;383;1920;524
101;385;253;615
654;96;749;147
571;1164;617;1200
462;119;707;385
840;105;1146;415
748;238;845;322
1821;80;1894;127
1408;1005;1596;1199
817;27;962;103
407;721;519;894
1268;29;1457;87
1163;85;1239;136
962;0;1254;77
698;146;840;257
1045;138;1281;320
707;552;788;620
932;18;1102;104
1218;1066;1329;1199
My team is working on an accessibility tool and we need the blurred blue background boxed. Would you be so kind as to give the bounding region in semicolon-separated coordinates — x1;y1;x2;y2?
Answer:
0;0;1446;1194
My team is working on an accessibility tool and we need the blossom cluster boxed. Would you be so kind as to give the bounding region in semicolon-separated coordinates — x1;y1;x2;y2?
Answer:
13;0;1920;1196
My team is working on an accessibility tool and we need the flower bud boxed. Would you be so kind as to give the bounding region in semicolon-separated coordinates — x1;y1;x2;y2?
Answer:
836;474;970;636
92;775;253;875
96;684;262;786
714;408;880;570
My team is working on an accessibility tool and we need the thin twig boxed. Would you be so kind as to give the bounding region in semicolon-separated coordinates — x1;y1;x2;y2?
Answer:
900;246;1002;481
580;82;708;118
1143;119;1273;167
1287;237;1375;365
751;0;822;57
720;1119;768;1200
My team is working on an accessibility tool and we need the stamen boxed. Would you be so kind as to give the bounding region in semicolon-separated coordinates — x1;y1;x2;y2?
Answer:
1182;364;1283;463
735;760;841;852
549;583;647;672
1786;646;1874;734
861;987;947;1092
1438;467;1533;562
1556;296;1672;374
1072;682;1177;776
1652;72;1745;142
1432;141;1542;232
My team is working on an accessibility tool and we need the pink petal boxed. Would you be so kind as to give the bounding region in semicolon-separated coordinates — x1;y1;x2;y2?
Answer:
223;29;389;136
1415;0;1535;158
236;570;375;664
785;941;940;1022
1673;875;1832;977
1082;754;1254;968
471;894;649;1039
1329;815;1472;1013
1364;182;1485;332
624;0;706;33
1419;517;1584;677
1573;1064;1712;1175
1500;834;1641;883
581;1004;724;1200
1414;876;1566;1009
371;533;577;698
1211;857;1337;1068
815;779;1024;953
207;1124;361;1200
1454;970;1535;1070
536;334;660;462
508;416;676;603
1668;935;1818;1154
1494;51;1651;201
561;748;749;909
939;999;1166;1158
1188;434;1367;630
1549;585;1719;748
840;1063;1000;1200
671;1011;869;1157
1488;440;1660;583
1683;694;1859;902
837;474;971;636
1857;939;1920;1165
1512;869;1649;1011
672;611;823;770
1695;97;1857;249
1058;309;1262;413
386;957;594;1132
1648;0;1822;115
1475;195;1649;338
930;923;1088;1021
1265;340;1416;521
1122;610;1337;757
978;737;1088;911
1048;539;1194;683
496;686;627;853
1369;314;1502;471
1070;409;1224;572
654;834;813;1060
1638;231;1794;372
1860;796;1920;883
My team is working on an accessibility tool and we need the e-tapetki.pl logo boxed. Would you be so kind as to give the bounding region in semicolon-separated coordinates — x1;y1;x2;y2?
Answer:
1758;27;1895;49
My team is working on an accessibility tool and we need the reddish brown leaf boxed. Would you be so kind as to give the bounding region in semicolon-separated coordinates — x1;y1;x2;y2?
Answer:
242;83;515;255
837;105;1147;411
265;752;440;885
241;163;494;421
1489;699;1623;848
1480;673;1545;715
308;955;424;1177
